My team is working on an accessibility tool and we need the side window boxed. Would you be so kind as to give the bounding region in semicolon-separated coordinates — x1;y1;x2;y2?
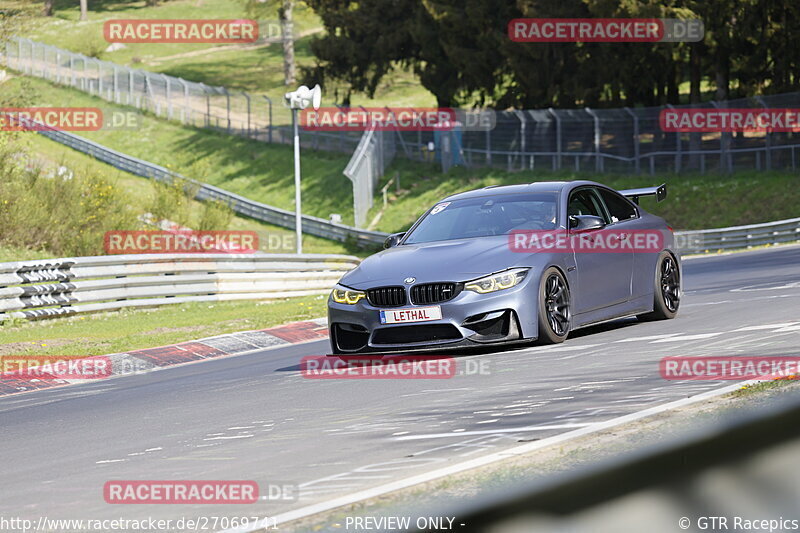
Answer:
598;188;637;223
567;189;604;219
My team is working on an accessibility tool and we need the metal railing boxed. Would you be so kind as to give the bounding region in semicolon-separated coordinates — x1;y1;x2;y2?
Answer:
344;127;396;227
674;217;800;254
1;217;797;323
5;37;800;178
35;127;388;247
0;253;359;322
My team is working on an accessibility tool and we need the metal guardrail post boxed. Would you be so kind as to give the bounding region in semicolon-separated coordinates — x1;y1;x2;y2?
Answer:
95;59;103;96
160;74;172;119
514;110;527;170
113;66;119;103
485;123;492;166
262;95;273;143
666;104;681;173
623;107;640;174
224;88;231;133
585;107;601;172
201;83;211;128
710;100;731;173
243;92;251;137
25;39;33;76
548;108;562;170
128;69;134;105
177;79;189;124
756;96;772;170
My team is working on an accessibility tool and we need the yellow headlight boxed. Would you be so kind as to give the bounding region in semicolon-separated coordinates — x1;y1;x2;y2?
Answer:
465;269;528;294
331;288;366;304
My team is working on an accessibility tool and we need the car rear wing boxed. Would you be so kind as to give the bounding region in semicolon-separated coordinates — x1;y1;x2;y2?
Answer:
619;183;667;204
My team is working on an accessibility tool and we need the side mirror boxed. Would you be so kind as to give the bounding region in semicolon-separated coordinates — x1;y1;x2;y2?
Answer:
569;215;605;231
383;232;406;249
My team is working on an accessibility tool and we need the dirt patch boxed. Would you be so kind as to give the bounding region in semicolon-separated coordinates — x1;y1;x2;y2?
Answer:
141;325;208;336
0;338;78;356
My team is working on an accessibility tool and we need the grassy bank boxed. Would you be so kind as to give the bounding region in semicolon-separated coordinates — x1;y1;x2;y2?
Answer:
0;296;327;356
0;131;356;262
371;160;800;233
3;74;797;258
1;75;359;227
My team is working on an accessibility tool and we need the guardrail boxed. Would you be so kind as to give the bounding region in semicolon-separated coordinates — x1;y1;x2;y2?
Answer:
674;217;800;254
1;216;797;322
0;253;359;322
32;127;388;248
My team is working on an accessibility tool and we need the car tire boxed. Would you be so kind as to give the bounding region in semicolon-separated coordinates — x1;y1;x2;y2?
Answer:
637;251;680;321
536;267;571;344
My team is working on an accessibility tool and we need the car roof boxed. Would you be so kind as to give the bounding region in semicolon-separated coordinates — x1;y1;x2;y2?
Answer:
442;180;602;202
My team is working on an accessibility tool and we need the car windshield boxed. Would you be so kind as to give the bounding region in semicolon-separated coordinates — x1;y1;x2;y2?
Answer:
403;193;558;244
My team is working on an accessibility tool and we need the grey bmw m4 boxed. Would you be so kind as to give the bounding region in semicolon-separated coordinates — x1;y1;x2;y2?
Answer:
328;180;681;354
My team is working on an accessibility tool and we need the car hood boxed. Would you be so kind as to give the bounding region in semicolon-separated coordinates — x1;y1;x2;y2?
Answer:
340;236;537;288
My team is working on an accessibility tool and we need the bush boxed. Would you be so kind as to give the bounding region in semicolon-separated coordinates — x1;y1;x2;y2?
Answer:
197;198;234;231
147;176;197;228
0;138;139;257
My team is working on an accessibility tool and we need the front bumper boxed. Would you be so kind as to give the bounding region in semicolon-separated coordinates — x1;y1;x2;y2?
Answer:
327;279;537;354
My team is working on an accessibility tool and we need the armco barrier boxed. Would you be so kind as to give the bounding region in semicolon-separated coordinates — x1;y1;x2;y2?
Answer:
32;127;389;248
674;217;800;254
1;217;798;322
0;253;359;322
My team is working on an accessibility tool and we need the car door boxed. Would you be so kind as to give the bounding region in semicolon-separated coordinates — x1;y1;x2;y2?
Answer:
595;187;651;301
568;187;633;314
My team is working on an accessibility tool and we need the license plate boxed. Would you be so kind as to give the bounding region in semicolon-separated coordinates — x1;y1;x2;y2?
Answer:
379;306;442;324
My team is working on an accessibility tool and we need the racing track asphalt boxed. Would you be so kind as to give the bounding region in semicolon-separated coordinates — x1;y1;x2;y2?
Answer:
1;245;799;528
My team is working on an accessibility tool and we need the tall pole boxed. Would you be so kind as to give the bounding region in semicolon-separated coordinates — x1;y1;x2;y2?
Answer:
293;108;303;254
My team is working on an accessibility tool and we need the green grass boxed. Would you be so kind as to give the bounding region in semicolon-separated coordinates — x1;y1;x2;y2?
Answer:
0;244;54;263
4;71;798;261
1;74;361;226
28;0;323;60
371;159;800;233
2;131;358;261
0;296;327;356
26;134;356;254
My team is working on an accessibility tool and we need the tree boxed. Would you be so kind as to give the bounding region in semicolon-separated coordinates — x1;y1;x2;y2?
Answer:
279;0;296;85
245;0;297;86
305;0;800;109
80;0;88;21
43;0;55;16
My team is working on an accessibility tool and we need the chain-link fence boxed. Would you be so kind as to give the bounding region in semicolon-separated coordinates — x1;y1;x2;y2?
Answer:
2;37;362;153
4;37;800;181
343;127;396;228
396;99;800;175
